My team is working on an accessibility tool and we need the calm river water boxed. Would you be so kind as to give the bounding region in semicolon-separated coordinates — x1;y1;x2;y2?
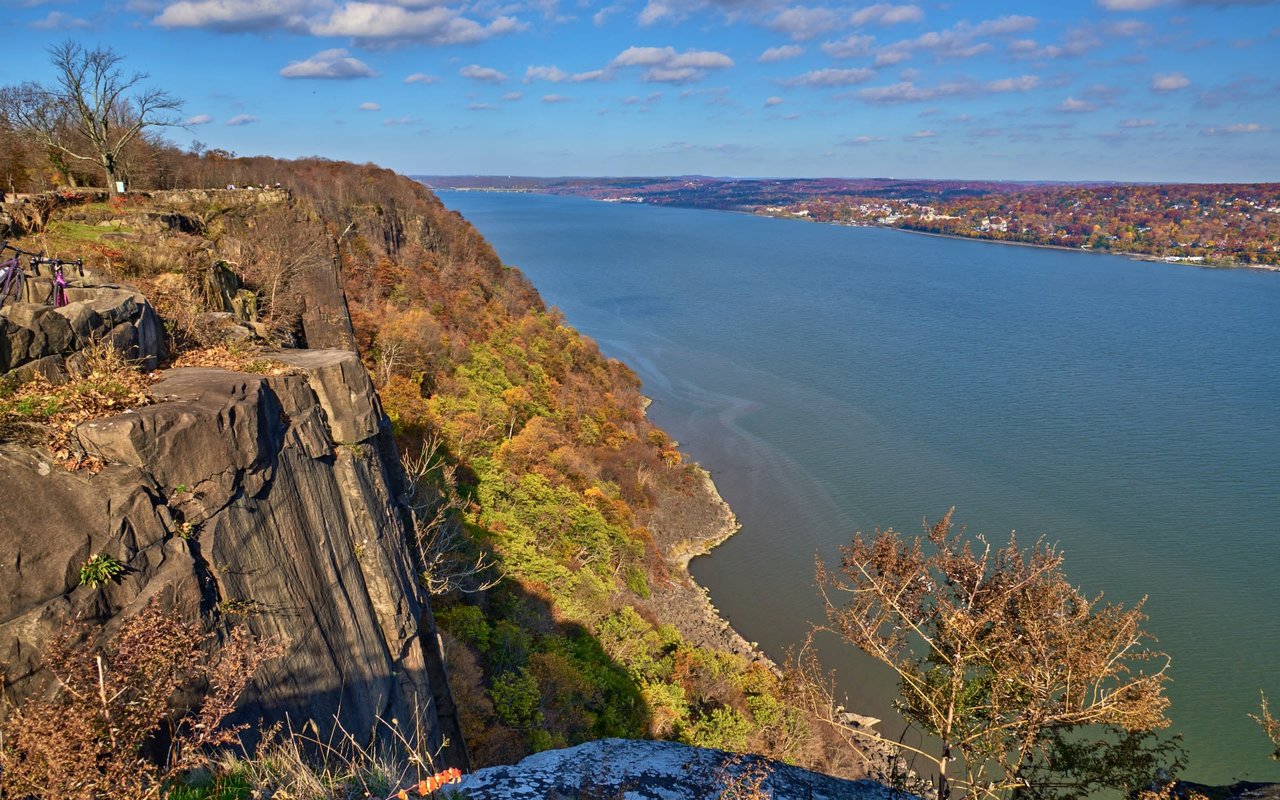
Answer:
439;189;1280;784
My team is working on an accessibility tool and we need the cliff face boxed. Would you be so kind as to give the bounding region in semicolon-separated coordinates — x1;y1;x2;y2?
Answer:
0;348;464;766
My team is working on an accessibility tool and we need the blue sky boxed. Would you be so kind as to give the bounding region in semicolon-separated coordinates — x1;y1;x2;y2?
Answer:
4;0;1279;181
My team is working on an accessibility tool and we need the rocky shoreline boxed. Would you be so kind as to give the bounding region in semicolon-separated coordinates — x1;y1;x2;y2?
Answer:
642;464;773;666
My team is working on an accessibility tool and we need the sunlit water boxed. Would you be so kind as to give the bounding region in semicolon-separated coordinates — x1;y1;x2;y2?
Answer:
439;189;1280;784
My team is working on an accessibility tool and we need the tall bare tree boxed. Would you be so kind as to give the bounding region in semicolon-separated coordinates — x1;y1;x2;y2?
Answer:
0;41;182;193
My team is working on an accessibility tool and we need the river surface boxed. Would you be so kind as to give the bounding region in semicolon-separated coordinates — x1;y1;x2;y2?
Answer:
438;189;1280;784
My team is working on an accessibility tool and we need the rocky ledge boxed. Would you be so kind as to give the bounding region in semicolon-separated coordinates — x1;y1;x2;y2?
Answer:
454;738;907;800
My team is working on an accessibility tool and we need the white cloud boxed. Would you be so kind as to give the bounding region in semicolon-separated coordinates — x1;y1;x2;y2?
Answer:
184;113;214;125
570;69;608;82
1152;72;1190;91
905;129;936;139
459;64;508;83
821;34;875;57
1203;122;1269;135
404;73;440;84
31;11;91;29
311;3;524;46
764;95;784;106
850;3;923;26
467;103;497;110
770;6;841;41
154;0;314;32
502;91;523;101
358;101;381;111
782;67;877;87
859;75;1038;103
279;49;377;79
383;115;418;125
1096;0;1167;8
1119;118;1157;128
611;46;734;84
542;93;573;103
226;114;258;125
759;44;805;62
1057;96;1096;112
526;65;569;82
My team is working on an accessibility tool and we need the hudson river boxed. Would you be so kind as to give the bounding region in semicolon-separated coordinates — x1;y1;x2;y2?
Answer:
440;189;1280;784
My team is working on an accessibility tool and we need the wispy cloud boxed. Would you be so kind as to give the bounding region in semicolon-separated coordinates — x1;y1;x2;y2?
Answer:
404;73;440;85
226;114;258;126
30;11;91;29
759;44;805;62
279;49;377;79
1202;122;1269;135
850;4;923;27
184;113;214;125
782;67;877;87
358;101;381;111
1152;72;1191;91
859;75;1038;103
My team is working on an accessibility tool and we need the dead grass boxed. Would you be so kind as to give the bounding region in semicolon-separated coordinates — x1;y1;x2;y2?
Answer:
0;340;157;468
171;344;301;377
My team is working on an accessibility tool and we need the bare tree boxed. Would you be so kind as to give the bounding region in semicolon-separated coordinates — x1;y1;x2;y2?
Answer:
0;41;183;193
401;436;501;595
810;509;1172;799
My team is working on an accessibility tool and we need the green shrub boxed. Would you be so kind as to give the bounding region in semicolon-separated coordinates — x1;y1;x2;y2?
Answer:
78;553;124;588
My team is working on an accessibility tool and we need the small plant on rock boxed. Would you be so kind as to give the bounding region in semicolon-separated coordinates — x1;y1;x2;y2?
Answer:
78;553;124;588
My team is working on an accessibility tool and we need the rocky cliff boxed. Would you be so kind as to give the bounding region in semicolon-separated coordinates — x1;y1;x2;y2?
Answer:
0;347;465;767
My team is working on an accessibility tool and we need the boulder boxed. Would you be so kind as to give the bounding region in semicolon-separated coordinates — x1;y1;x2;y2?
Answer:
454;739;906;800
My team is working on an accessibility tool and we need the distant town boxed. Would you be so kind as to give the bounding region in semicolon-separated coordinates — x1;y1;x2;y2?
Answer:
421;176;1280;269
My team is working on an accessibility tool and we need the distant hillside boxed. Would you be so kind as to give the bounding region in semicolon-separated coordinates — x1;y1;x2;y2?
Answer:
418;175;1280;268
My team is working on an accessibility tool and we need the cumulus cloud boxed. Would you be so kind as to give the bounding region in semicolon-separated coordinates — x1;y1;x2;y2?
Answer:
770;6;841;41
279;49;377;79
226;114;258;125
611;46;734;84
459;64;508;83
311;3;524;46
358;101;381;111
850;3;923;26
154;0;314;32
764;95;784;106
782;67;877;87
759;44;805;61
1152;72;1190;91
859;74;1038;103
542;93;573;103
184;113;214;125
404;73;440;84
821;34;875;57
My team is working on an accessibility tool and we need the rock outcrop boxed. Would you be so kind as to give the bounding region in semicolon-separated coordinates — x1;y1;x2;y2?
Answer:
454;739;906;800
0;349;465;767
1;260;165;381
